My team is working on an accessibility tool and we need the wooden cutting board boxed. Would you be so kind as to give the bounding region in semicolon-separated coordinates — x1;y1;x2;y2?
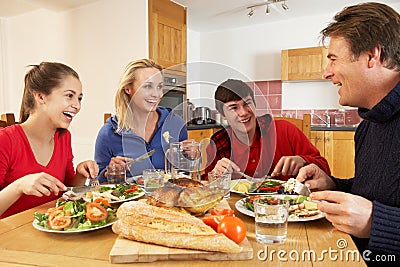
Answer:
109;199;253;263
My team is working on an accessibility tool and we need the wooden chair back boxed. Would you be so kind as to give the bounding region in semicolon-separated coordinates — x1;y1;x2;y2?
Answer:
104;113;112;124
274;114;311;139
1;113;16;126
0;120;6;128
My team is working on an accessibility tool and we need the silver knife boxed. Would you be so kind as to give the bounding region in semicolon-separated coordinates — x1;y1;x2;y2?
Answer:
63;185;102;194
293;180;311;196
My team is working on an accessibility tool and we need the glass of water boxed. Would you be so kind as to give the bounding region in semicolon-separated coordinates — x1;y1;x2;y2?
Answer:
106;164;126;184
143;169;165;196
254;197;290;244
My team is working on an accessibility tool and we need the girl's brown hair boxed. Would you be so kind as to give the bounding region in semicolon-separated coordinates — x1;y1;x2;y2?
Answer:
19;62;79;123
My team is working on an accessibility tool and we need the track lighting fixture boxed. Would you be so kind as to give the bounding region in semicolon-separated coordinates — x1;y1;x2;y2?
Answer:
265;4;270;15
246;0;289;18
282;1;289;10
247;7;254;17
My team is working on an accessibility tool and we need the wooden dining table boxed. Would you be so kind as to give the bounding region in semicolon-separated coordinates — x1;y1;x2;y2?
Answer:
0;193;366;267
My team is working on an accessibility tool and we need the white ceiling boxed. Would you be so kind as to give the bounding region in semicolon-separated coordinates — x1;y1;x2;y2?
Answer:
173;0;400;32
0;0;99;17
1;0;399;32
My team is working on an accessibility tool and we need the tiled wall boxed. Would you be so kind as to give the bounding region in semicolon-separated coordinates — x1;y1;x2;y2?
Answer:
249;80;362;126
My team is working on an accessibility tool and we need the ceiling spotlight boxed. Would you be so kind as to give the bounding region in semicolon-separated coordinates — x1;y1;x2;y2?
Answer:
282;1;289;10
247;8;254;17
265;4;270;15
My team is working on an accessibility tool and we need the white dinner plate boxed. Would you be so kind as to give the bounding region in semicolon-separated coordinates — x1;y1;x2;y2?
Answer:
230;179;251;195
83;184;145;204
125;175;144;186
235;196;326;222
32;219;116;233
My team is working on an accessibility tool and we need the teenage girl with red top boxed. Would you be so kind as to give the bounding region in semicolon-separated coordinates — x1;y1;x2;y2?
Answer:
0;62;98;218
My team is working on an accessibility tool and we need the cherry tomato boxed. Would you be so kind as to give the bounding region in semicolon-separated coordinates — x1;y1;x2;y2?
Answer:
217;216;247;244
48;210;72;230
202;215;225;231
86;202;108;222
94;197;111;207
210;209;234;216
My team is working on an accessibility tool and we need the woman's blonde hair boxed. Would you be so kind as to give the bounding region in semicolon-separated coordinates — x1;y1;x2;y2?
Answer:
115;59;162;132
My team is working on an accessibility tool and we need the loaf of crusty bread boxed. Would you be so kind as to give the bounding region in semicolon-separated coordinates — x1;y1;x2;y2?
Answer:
112;201;242;253
147;178;223;215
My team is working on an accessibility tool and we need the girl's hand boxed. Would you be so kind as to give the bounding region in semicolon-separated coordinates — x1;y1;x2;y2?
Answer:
17;172;66;197
76;160;99;179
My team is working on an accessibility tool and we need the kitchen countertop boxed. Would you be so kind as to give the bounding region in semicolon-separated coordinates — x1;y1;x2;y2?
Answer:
311;125;358;131
187;123;224;130
188;124;358;131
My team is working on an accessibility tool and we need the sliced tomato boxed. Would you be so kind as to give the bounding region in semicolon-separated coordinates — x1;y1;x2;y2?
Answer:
125;188;138;194
47;205;64;214
217;216;247;244
86;202;108;222
202;215;225;231
258;185;282;192
267;198;280;205
48;210;72;230
210;209;234;216
94;197;111;207
249;195;263;203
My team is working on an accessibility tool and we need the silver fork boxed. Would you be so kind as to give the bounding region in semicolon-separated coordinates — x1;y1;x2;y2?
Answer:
90;177;100;186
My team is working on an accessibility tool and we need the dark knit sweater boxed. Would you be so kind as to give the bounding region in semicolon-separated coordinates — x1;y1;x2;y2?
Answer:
332;82;400;259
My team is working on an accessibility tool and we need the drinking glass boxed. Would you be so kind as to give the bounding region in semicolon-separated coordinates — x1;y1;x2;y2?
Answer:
208;172;231;199
143;169;165;196
254;197;290;244
106;164;126;184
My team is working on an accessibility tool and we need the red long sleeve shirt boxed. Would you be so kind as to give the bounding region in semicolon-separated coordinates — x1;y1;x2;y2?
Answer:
204;114;330;180
0;125;75;218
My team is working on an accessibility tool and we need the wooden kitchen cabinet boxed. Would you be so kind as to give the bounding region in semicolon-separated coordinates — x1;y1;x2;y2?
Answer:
188;128;216;142
310;130;355;178
148;0;186;70
281;46;328;81
188;128;219;174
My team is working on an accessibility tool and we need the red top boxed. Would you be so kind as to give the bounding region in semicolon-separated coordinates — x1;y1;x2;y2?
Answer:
205;114;330;180
0;125;75;218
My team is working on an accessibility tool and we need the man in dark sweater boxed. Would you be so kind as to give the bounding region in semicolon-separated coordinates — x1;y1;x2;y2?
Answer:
296;2;399;265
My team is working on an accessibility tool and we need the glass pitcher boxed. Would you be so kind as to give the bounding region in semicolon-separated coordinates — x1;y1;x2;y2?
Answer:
165;140;202;181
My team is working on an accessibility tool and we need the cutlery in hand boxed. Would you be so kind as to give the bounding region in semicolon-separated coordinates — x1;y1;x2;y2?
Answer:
293;180;311;196
126;150;155;168
236;170;271;183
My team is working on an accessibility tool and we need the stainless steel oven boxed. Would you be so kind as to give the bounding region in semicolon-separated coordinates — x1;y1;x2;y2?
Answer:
159;72;187;122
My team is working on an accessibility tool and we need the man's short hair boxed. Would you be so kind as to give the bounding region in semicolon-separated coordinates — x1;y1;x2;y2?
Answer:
214;79;255;116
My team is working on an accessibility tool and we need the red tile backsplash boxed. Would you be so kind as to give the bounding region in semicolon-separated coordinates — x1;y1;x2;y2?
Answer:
250;80;362;126
269;80;282;95
254;81;268;95
267;95;281;109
